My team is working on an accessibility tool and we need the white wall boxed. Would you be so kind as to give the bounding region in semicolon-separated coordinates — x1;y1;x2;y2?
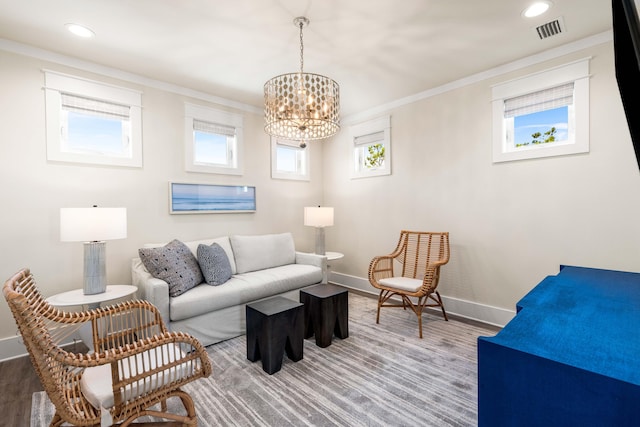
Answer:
2;35;640;359
325;41;640;325
0;49;324;356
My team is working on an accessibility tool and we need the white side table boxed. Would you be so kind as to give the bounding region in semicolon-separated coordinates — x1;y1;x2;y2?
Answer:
47;285;138;310
325;252;344;262
324;252;344;283
46;285;138;351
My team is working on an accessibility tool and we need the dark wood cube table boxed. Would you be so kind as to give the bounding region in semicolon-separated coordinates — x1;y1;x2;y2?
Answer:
300;283;349;348
246;296;304;375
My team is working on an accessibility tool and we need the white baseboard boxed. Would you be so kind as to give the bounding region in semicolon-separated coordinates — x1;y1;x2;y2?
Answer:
0;328;83;362
0;334;29;362
330;271;515;328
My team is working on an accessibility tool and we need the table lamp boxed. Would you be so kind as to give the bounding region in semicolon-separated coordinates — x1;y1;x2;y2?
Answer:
304;206;334;255
60;206;127;295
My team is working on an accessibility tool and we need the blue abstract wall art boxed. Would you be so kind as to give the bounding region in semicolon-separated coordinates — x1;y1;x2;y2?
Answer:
170;182;256;214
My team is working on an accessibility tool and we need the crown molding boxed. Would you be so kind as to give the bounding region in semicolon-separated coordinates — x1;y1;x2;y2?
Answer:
343;31;613;125
0;38;263;115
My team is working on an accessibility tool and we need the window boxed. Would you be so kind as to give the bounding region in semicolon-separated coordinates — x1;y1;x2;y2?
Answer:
184;103;243;175
271;138;309;181
492;58;590;163
350;115;391;178
44;70;142;167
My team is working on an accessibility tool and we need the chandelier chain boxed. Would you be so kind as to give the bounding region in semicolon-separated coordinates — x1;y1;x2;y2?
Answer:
299;20;304;74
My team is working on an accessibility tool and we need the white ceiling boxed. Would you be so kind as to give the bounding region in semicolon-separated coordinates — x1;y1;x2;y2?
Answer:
0;0;613;116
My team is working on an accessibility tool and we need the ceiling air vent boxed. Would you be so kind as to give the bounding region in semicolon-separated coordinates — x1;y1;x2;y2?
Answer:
535;17;566;40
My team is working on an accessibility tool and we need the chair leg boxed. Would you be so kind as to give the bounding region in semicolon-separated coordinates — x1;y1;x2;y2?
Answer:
415;296;424;339
177;390;197;426
432;291;448;321
120;389;197;427
376;291;383;324
50;413;65;427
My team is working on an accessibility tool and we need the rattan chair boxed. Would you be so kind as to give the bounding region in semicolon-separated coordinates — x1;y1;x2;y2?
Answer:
368;231;450;338
3;268;212;426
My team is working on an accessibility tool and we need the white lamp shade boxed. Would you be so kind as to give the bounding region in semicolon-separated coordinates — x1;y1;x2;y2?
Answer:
304;207;334;228
60;207;127;242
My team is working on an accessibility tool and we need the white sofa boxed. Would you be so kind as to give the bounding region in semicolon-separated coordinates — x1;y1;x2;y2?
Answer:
131;233;326;347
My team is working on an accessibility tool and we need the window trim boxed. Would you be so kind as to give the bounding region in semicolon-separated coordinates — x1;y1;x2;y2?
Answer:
350;115;392;179
44;70;142;167
184;103;244;175
270;137;310;181
491;58;590;163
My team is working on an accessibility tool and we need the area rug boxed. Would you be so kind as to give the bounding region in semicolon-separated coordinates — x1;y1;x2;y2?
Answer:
31;293;497;426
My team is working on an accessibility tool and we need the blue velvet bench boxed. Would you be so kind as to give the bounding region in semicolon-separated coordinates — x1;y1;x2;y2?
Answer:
478;265;640;426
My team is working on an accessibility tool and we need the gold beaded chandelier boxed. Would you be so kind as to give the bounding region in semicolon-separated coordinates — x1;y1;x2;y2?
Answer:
264;17;340;143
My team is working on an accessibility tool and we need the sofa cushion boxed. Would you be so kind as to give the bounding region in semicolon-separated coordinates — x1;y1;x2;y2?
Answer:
197;243;232;286
169;263;323;321
230;233;296;274
138;239;203;297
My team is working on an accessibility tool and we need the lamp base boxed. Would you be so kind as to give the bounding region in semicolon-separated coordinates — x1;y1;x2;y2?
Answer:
314;227;326;256
83;241;107;295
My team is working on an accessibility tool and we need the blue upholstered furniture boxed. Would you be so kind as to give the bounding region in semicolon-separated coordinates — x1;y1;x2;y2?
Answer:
478;265;640;426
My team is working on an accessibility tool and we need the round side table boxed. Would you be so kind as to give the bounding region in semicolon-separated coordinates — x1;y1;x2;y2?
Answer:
325;251;344;262
47;285;138;310
46;285;138;351
324;252;344;283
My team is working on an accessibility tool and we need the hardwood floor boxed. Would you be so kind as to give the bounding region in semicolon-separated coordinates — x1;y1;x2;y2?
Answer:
0;290;500;425
0;353;44;426
0;341;88;426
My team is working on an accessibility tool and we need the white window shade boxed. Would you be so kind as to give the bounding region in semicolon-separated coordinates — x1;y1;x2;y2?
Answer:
275;138;303;148
193;120;236;137
504;83;574;118
61;93;130;120
354;131;385;146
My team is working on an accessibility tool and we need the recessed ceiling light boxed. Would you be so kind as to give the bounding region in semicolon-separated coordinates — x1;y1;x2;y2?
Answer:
523;1;552;18
65;23;95;38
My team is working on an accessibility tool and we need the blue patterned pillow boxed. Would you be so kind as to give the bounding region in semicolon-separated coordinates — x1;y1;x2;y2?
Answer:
138;239;203;297
197;243;232;286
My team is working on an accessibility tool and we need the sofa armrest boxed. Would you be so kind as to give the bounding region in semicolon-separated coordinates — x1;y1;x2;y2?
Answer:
131;258;170;325
295;251;327;283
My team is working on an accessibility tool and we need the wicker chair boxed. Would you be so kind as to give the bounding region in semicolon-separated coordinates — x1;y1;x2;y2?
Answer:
3;268;212;426
368;231;450;338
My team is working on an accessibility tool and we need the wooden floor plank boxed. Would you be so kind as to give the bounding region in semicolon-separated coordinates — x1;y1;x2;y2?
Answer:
0;354;43;426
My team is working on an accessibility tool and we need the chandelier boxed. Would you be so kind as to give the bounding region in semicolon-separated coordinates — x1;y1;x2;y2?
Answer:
264;17;340;143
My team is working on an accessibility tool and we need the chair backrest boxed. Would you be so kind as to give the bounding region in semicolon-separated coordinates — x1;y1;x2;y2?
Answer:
393;231;450;279
2;269;74;418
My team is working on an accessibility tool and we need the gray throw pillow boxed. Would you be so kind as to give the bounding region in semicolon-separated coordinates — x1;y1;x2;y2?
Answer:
197;243;232;286
138;239;203;297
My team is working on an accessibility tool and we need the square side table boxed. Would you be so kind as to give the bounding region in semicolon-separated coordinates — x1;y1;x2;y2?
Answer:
300;283;349;348
246;296;304;375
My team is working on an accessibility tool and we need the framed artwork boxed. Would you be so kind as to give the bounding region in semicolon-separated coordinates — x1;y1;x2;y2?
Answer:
169;182;256;214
